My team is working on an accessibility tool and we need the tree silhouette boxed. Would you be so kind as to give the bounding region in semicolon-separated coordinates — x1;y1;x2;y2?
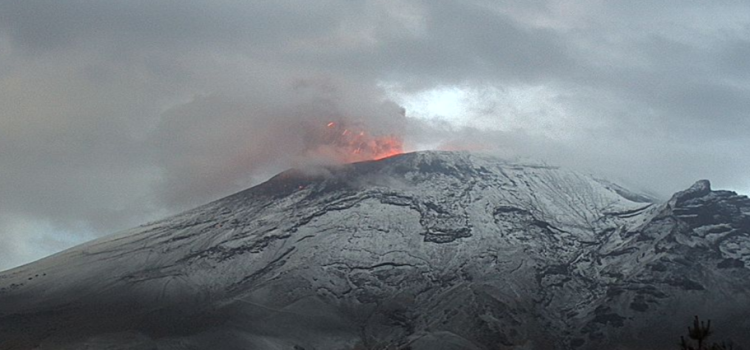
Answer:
680;316;733;350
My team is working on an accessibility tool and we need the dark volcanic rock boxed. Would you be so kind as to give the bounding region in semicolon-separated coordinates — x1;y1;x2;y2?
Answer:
1;151;749;350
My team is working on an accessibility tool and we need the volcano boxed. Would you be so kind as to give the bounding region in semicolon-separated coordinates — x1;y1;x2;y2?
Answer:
1;151;749;350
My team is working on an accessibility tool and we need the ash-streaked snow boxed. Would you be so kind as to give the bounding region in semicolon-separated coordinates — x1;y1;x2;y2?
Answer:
1;151;749;350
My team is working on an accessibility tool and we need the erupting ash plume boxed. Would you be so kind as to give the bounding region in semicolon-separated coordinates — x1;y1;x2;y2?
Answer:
314;121;404;162
150;77;413;210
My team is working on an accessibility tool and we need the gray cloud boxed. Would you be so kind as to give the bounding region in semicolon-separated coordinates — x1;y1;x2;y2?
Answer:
149;76;407;208
1;0;749;270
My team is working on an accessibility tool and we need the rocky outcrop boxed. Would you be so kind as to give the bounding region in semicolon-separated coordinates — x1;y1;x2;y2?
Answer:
1;151;748;350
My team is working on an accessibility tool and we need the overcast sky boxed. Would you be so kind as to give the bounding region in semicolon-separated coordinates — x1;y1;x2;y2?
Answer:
1;1;749;271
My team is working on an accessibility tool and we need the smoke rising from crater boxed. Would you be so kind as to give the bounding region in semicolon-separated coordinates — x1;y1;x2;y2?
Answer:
149;76;410;209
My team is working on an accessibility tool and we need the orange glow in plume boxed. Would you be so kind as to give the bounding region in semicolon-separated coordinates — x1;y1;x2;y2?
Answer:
322;121;403;162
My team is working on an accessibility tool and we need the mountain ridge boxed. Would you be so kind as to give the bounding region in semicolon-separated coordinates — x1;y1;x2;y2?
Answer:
1;151;748;350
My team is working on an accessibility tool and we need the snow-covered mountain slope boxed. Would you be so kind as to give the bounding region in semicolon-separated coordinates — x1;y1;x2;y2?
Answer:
1;151;748;350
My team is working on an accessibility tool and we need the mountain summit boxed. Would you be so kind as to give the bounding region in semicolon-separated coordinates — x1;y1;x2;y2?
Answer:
1;151;749;350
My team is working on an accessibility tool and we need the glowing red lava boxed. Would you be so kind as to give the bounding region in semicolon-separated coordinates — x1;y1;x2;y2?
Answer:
323;121;403;162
